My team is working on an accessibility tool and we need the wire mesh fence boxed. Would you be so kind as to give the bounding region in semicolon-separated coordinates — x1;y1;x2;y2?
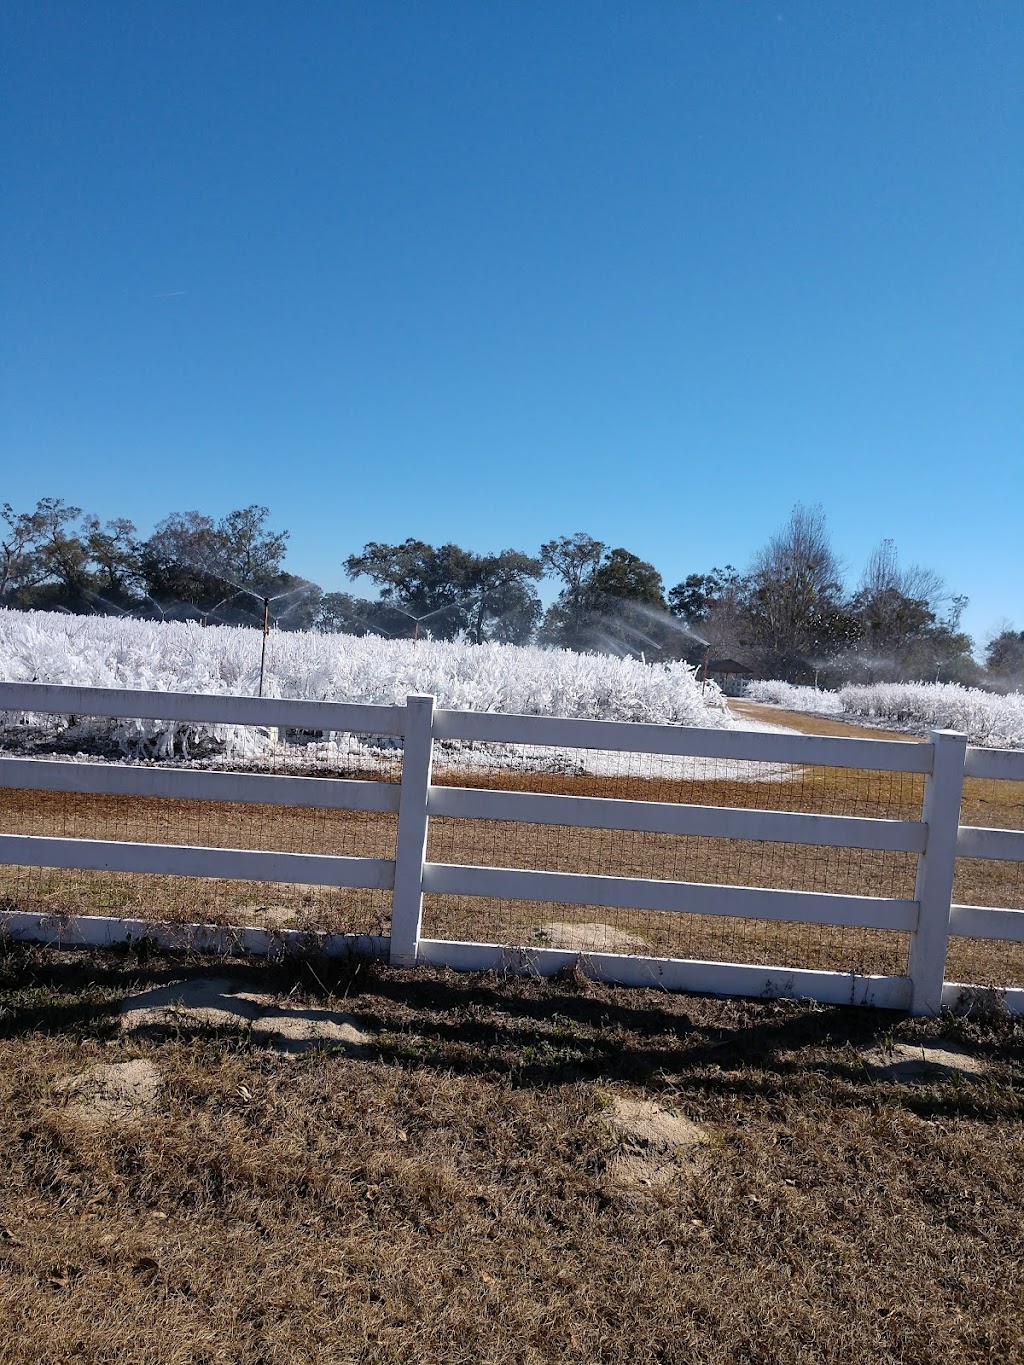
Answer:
3;706;1024;991
948;774;1024;987
0;713;398;936
422;743;924;977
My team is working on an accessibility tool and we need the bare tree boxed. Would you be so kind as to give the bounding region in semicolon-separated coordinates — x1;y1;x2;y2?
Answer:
747;504;848;673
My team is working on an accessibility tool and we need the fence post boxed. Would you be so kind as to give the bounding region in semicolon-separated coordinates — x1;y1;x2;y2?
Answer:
908;728;967;1015
390;693;435;967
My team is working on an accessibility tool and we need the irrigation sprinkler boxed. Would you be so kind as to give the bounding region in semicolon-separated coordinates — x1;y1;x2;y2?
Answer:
258;596;270;697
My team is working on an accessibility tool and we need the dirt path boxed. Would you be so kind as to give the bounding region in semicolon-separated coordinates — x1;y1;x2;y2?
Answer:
729;698;926;743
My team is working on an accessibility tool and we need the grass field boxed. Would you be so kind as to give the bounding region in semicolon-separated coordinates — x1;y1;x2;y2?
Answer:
1;943;1023;1364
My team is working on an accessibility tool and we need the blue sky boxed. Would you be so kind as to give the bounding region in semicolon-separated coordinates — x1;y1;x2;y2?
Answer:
3;2;1021;648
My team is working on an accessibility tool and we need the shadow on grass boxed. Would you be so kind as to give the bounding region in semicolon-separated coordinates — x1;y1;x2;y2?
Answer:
1;940;1021;1120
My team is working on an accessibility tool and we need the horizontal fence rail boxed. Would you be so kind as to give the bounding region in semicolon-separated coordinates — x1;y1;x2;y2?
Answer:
428;785;928;851
0;756;401;812
433;706;934;772
964;746;1024;782
0;833;395;890
422;863;920;931
0;681;406;737
0;682;1022;1015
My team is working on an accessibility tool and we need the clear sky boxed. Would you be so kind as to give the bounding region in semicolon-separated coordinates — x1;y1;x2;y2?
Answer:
3;2;1021;649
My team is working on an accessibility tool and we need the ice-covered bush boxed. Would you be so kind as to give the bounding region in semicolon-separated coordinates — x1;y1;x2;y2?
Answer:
0;608;728;760
746;673;1024;749
744;681;844;715
837;682;1024;749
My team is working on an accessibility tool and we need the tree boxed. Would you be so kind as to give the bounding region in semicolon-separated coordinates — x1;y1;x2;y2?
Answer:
0;498;93;611
139;510;226;615
746;504;847;678
214;505;289;590
539;540;675;656
140;506;290;622
668;565;752;665
986;628;1024;689
266;573;321;632
841;540;975;683
345;539;542;643
589;549;666;611
314;591;413;638
1;501;52;604
345;539;472;639
537;533;606;647
82;516;142;607
462;550;543;645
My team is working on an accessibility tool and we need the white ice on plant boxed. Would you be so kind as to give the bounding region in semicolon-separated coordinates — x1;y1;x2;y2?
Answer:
746;677;1024;749
0;608;740;766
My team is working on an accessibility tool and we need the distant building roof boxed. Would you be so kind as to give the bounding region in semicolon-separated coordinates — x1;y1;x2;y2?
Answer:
706;658;754;676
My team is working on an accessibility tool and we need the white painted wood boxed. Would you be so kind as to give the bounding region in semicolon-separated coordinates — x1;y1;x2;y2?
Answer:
956;825;1024;863
942;981;1024;1014
0;681;404;737
14;682;1024;1014
908;730;968;1016
0;757;401;812
428;785;927;852
432;707;932;772
948;904;1024;942
0;833;395;888
389;694;435;966
417;939;913;1009
964;747;1024;782
0;909;388;959
422;862;919;931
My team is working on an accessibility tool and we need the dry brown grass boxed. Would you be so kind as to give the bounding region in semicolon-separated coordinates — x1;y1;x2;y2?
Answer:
1;943;1023;1364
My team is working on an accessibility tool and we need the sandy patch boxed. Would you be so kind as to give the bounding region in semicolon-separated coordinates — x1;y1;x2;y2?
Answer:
250;1008;371;1057
121;977;264;1033
54;1059;162;1124
234;903;303;929
536;921;649;954
605;1095;706;1188
862;1041;987;1084
120;976;372;1056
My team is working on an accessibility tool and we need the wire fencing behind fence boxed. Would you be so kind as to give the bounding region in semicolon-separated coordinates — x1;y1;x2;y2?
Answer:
423;742;923;977
0;712;399;937
2;685;1024;1002
949;773;1024;988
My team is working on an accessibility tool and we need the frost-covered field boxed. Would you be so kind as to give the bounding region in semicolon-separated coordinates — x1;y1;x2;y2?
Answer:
747;678;1024;749
1;609;781;777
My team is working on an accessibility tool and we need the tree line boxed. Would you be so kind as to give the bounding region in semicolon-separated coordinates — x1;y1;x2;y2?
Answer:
2;496;1019;688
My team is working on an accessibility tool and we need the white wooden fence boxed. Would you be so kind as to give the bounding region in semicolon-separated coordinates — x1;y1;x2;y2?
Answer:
1;681;1022;1015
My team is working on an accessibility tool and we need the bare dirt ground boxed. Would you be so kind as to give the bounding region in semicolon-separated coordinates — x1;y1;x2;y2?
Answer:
727;698;929;742
1;943;1022;1364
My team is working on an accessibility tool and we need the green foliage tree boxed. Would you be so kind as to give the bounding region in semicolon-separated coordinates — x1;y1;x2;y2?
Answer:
345;540;542;643
667;565;752;666
140;506;294;623
0;498;93;611
462;550;543;645
1;501;52;604
537;533;606;647
539;540;676;656
82;516;143;608
314;591;411;638
344;539;470;639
